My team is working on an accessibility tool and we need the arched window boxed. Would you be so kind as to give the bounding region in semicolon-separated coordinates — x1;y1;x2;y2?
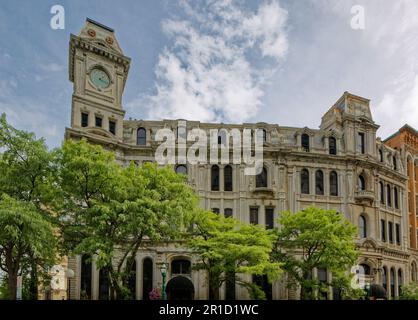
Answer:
142;258;153;300
224;165;233;191
218;129;227;145
99;268;109;300
175;165;187;175
301;169;310;194
379;182;385;204
411;262;417;282
329;171;338;196
301;134;310;152
359;264;371;275
393;156;397;171
358;175;366;191
256;167;267;188
387;185;392;207
211;165;220;191
329;137;337;155
171;259;191;275
177;125;187;140
390;268;395;298
137;128;146;145
379;149;383;162
398;269;403;296
315;170;324;195
224;208;233;218
394;187;399;209
382;267;388;291
359;215;367;238
80;255;92;300
127;259;137;300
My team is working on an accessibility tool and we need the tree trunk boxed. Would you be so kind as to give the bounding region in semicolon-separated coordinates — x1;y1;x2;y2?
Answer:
8;272;17;300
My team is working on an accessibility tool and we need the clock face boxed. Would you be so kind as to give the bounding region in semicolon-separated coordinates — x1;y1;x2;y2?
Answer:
90;68;110;89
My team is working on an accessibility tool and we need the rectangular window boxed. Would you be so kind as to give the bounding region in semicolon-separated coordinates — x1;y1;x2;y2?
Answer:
81;112;89;127
395;223;400;245
388;222;393;243
250;207;259;225
357;133;365;154
95;116;102;128
224;208;233;218
381;219;386;242
317;268;328;300
109;120;116;135
265;207;274;230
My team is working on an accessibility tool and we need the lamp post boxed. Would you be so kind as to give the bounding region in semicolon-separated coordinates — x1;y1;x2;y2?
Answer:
66;269;75;300
159;262;168;300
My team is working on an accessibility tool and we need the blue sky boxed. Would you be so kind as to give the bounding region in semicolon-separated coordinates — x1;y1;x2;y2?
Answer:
0;0;417;148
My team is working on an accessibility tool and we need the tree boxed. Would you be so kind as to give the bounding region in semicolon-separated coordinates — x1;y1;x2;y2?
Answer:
56;139;199;299
0;195;57;299
399;282;418;300
187;210;282;300
0;114;58;299
272;207;359;300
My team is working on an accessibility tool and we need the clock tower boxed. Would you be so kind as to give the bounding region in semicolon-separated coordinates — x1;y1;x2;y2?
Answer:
68;18;131;141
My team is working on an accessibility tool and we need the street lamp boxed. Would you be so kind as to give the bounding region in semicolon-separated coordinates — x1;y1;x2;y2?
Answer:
159;262;169;300
66;269;75;300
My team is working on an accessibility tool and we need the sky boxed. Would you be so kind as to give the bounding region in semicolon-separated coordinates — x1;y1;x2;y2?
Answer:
0;0;417;148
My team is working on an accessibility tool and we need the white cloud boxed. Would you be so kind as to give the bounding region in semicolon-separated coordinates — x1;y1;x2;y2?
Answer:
40;62;64;73
128;0;288;123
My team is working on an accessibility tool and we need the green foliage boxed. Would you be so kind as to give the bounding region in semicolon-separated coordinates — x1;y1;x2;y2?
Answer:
272;207;359;300
56;139;200;299
0;194;57;299
187;210;282;299
0;114;58;299
399;282;418;300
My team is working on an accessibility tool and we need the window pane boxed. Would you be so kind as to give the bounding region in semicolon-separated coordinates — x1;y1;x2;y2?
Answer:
388;222;393;243
265;208;274;230
329;137;337;155
211;165;220;191
315;170;324;195
301;169;309;194
137;128;146;145
175;165;187;175
330;171;338;196
81;112;89;127
224;208;233;218
256;167;267;188
95;116;102;127
142;258;153;300
302;134;310;152
250;207;258;224
224;165;233;191
109;120;116;135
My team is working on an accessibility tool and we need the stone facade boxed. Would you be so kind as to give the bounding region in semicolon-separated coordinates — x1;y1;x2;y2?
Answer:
64;19;418;300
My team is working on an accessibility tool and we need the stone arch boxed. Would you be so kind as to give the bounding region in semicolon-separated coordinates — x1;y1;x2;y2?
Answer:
166;276;195;300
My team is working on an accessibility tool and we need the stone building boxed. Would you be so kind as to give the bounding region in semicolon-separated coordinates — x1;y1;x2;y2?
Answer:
64;19;417;300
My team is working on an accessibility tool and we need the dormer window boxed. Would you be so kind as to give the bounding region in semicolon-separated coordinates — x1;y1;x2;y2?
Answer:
379;149;383;162
393;156;397;170
301;134;310;152
329;137;337;155
357;132;365;154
